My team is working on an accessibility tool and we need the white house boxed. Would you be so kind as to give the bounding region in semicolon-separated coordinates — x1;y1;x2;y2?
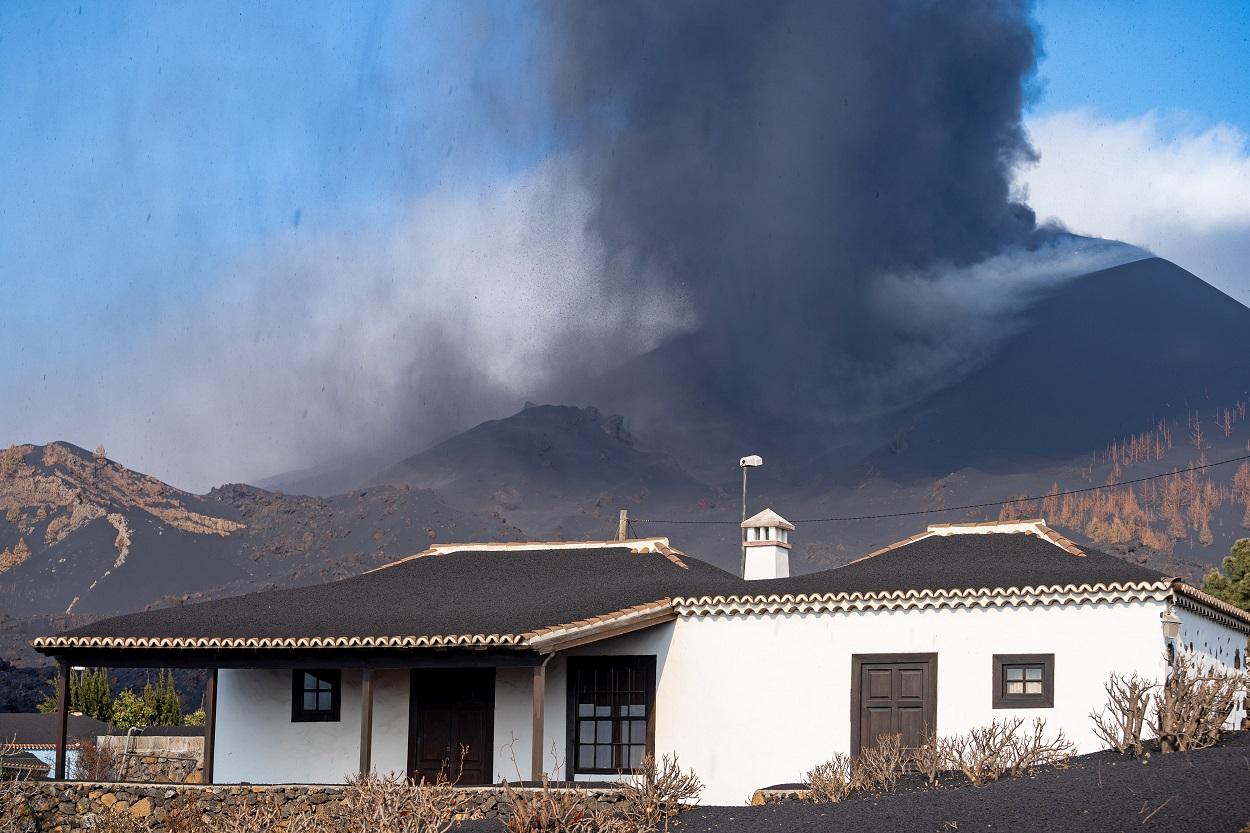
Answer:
33;514;1249;805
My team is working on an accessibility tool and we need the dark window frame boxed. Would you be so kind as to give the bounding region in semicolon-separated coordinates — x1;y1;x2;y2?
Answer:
992;654;1054;709
565;656;656;777
291;669;341;722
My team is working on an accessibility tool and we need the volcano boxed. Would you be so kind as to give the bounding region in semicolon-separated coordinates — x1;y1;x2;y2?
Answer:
360;255;1250;572
3;254;1249;693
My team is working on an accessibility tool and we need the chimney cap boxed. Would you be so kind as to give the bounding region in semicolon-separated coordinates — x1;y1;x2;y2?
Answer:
741;508;795;530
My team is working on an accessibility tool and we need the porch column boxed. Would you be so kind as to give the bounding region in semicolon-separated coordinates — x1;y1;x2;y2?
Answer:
54;660;70;780
203;668;218;785
359;669;374;776
531;663;545;781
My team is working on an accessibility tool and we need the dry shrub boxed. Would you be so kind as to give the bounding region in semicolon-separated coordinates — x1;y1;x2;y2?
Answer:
200;799;284;833
943;718;1073;785
0;765;35;833
1153;652;1246;753
1090;672;1154;756
500;776;600;833
804;754;853;803
805;735;911;803
84;812;154;833
289;771;467;833
806;718;1075;802
616;754;702;833
153;791;304;833
1005;718;1074;776
853;734;904;794
908;734;949;787
1093;652;1249;756
72;739;120;781
161;798;208;833
944;718;1021;786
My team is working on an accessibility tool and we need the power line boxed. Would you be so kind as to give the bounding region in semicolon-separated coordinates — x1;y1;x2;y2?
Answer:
631;452;1250;527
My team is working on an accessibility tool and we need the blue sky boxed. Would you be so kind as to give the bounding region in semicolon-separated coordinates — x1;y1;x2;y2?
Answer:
1022;0;1250;307
1;1;1248;488
0;2;546;378
1033;0;1250;131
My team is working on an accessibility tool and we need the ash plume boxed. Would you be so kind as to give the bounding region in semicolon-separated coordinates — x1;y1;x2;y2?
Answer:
542;0;1059;408
6;0;1147;490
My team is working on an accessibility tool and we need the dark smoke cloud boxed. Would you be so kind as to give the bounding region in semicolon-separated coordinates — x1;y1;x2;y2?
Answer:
14;0;1146;491
543;0;1045;398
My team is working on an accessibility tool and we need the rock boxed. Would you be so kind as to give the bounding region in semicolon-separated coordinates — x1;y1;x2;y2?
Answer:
100;793;118;807
130;798;153;817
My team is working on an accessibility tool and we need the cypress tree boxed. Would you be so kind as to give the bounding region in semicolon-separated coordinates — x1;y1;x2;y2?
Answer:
87;668;113;722
160;670;183;726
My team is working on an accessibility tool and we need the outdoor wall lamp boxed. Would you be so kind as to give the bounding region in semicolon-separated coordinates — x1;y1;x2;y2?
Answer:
1160;606;1181;641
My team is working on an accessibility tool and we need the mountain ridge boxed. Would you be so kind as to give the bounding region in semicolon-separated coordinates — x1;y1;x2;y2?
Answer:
4;255;1249;670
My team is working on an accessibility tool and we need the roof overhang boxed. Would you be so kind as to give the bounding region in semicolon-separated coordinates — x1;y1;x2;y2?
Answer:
525;600;675;654
674;579;1174;617
32;599;681;667
1172;580;1250;633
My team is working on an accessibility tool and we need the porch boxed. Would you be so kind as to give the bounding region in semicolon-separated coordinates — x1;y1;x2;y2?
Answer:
42;640;661;787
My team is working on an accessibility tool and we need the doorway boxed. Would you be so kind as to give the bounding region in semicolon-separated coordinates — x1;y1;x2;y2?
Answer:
408;668;495;785
851;653;937;755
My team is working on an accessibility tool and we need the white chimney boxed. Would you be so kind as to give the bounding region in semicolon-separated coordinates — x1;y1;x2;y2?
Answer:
741;508;793;580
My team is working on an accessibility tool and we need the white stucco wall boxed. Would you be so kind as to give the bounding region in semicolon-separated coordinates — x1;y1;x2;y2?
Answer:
1177;606;1246;672
215;668;410;783
491;624;675;783
1176;605;1248;729
656;600;1171;805
213;630;675;787
211;599;1247;805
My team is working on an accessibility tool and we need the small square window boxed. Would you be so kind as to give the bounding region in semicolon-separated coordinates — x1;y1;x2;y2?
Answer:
292;670;341;722
992;654;1054;709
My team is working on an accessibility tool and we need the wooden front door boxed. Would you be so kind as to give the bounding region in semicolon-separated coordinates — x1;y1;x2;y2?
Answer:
851;653;937;755
409;669;495;785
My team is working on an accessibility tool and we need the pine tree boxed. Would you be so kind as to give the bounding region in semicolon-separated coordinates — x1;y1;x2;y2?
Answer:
1201;538;1250;612
155;670;183;726
84;668;113;722
141;678;160;724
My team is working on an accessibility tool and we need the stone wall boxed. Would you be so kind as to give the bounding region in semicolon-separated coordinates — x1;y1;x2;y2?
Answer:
749;787;809;805
12;781;629;832
96;736;204;784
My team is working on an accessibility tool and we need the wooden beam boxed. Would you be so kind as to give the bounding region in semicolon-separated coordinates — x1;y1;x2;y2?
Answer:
617;510;628;541
359;669;374;776
203;668;218;785
531;609;677;654
54;661;69;780
531;663;545;781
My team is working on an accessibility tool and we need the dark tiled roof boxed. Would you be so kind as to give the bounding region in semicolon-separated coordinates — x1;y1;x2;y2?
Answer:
39;544;741;648
747;533;1169;597
0;713;110;747
34;530;1182;652
2;749;51;775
